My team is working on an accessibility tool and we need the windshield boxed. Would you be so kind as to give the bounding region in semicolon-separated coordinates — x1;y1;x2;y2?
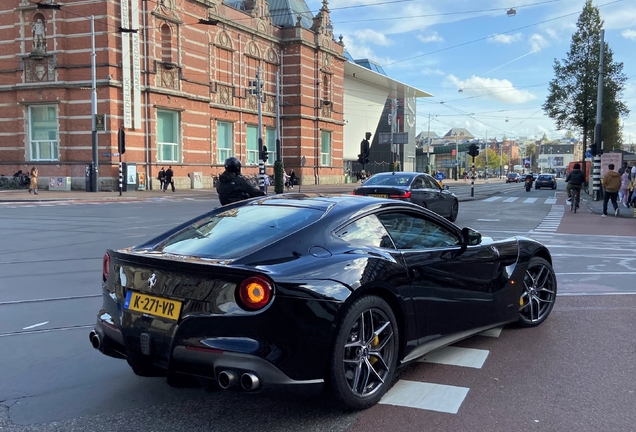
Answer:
538;175;552;180
363;175;414;186
159;205;323;259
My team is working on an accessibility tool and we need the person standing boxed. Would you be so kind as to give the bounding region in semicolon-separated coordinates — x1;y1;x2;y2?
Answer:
29;166;38;195
164;165;175;192
289;169;296;190
620;168;630;208
601;163;621;217
263;174;270;194
158;167;166;191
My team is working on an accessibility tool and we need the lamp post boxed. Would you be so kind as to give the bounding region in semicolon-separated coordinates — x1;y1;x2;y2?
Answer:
454;132;459;180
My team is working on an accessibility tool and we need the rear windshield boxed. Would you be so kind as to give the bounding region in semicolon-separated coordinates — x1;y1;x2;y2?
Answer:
538;175;552;180
159;205;323;259
363;175;414;186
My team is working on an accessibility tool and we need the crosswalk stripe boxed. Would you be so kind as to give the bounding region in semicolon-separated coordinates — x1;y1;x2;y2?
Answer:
479;326;503;338
379;380;470;414
503;197;519;203
545;198;557;204
418;346;489;369
483;196;502;202
523;198;538;204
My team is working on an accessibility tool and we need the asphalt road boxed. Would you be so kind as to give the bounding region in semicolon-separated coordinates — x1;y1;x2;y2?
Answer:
1;188;635;431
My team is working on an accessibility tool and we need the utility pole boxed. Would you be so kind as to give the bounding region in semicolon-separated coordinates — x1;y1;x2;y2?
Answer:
90;16;98;192
454;132;459;180
275;72;281;162
485;131;488;182
592;29;605;201
426;114;432;174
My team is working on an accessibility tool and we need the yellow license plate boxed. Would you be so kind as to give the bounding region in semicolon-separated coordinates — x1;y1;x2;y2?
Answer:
369;194;387;198
124;291;182;321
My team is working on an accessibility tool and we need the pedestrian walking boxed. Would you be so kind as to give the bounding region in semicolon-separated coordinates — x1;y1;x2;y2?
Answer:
601;163;621;217
620;168;630;208
29;166;38;194
289;169;296;190
158;167;166;191
164;166;175;192
263;174;270;194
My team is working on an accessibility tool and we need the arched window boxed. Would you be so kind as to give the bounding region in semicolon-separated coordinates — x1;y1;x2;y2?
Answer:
161;24;172;63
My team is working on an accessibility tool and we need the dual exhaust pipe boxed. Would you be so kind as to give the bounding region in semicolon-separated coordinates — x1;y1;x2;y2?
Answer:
217;370;260;391
89;331;101;351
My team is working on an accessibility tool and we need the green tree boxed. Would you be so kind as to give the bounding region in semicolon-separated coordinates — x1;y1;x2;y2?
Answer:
543;0;629;152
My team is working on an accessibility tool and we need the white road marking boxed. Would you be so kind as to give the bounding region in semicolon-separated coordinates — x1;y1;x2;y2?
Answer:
523;198;538;204
478;326;503;338
503;197;519;203
477;219;501;222
22;321;49;330
545;198;557;204
483;197;502;202
380;380;470;414
418;346;489;369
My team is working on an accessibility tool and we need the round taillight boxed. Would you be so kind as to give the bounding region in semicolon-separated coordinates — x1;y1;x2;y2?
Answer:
238;276;273;311
102;253;110;281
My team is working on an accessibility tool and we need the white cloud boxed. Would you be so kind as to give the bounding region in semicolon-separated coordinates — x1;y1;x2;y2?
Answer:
446;75;536;104
417;31;444;43
528;34;549;52
490;33;522;44
622;29;636;41
341;35;378;60
421;68;445;76
353;29;392;46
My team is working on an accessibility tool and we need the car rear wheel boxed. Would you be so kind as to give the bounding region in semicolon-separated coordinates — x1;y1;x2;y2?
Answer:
518;257;557;327
329;296;399;410
448;200;459;222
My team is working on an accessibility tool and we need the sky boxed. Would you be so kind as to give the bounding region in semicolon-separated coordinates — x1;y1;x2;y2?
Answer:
306;0;636;145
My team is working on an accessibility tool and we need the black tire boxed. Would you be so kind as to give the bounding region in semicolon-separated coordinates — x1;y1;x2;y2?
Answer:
448;200;459;222
329;296;399;410
518;257;557;327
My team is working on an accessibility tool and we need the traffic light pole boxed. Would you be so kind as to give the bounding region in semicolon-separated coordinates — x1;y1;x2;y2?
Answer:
592;29;605;201
471;155;475;197
256;67;265;192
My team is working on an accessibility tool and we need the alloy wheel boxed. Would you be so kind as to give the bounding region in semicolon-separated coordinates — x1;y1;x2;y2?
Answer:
342;307;395;398
519;258;557;326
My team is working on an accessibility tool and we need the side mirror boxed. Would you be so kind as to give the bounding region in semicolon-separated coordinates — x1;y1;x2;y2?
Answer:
461;227;482;246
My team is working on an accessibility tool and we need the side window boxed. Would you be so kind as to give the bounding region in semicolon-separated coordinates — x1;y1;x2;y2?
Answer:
377;212;460;249
334;215;395;249
422;176;441;190
411;177;424;189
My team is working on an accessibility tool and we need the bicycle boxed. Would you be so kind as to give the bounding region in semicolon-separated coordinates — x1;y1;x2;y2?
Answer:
570;187;580;213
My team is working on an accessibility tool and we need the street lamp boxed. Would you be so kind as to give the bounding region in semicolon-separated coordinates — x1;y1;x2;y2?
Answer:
455;132;459;180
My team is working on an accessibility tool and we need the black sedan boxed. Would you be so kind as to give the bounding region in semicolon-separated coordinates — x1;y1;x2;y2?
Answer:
506;173;521;183
90;194;557;410
535;174;557;190
352;171;459;222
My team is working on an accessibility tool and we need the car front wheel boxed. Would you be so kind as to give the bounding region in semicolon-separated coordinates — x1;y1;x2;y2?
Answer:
518;257;557;327
329;296;399;410
448;200;459;222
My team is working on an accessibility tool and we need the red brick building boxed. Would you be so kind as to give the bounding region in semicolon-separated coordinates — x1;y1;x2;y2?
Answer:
0;0;345;190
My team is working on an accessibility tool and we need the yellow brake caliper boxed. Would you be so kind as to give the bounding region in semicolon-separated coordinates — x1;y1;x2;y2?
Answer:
369;335;380;366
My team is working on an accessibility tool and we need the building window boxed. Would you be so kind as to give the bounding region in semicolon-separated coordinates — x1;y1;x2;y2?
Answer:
217;121;233;163
161;24;172;64
265;128;275;165
29;105;58;161
321;130;331;166
157;110;179;162
246;125;258;165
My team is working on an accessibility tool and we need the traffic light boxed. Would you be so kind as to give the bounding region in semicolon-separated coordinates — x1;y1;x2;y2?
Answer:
260;145;268;162
590;143;598;156
118;127;126;154
468;143;479;157
364;155;370;164
357;154;364;164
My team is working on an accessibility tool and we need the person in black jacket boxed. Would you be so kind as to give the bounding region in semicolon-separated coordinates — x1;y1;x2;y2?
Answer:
163;166;175;192
216;157;265;205
565;163;585;203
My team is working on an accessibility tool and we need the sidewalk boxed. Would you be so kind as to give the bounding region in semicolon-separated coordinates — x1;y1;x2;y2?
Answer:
0;178;502;203
578;191;635;219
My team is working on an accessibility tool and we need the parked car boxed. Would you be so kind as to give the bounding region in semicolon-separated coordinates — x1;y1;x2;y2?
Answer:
90;194;557;410
506;173;521;183
535;174;557;190
352;171;459;222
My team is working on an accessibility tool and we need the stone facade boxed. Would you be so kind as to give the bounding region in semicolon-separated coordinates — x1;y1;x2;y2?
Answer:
0;0;345;190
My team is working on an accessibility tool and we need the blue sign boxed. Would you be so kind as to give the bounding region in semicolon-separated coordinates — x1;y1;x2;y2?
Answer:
435;172;445;181
585;150;592;158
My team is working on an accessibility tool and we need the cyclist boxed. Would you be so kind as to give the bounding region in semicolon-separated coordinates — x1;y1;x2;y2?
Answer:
565;163;585;205
216;156;265;205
